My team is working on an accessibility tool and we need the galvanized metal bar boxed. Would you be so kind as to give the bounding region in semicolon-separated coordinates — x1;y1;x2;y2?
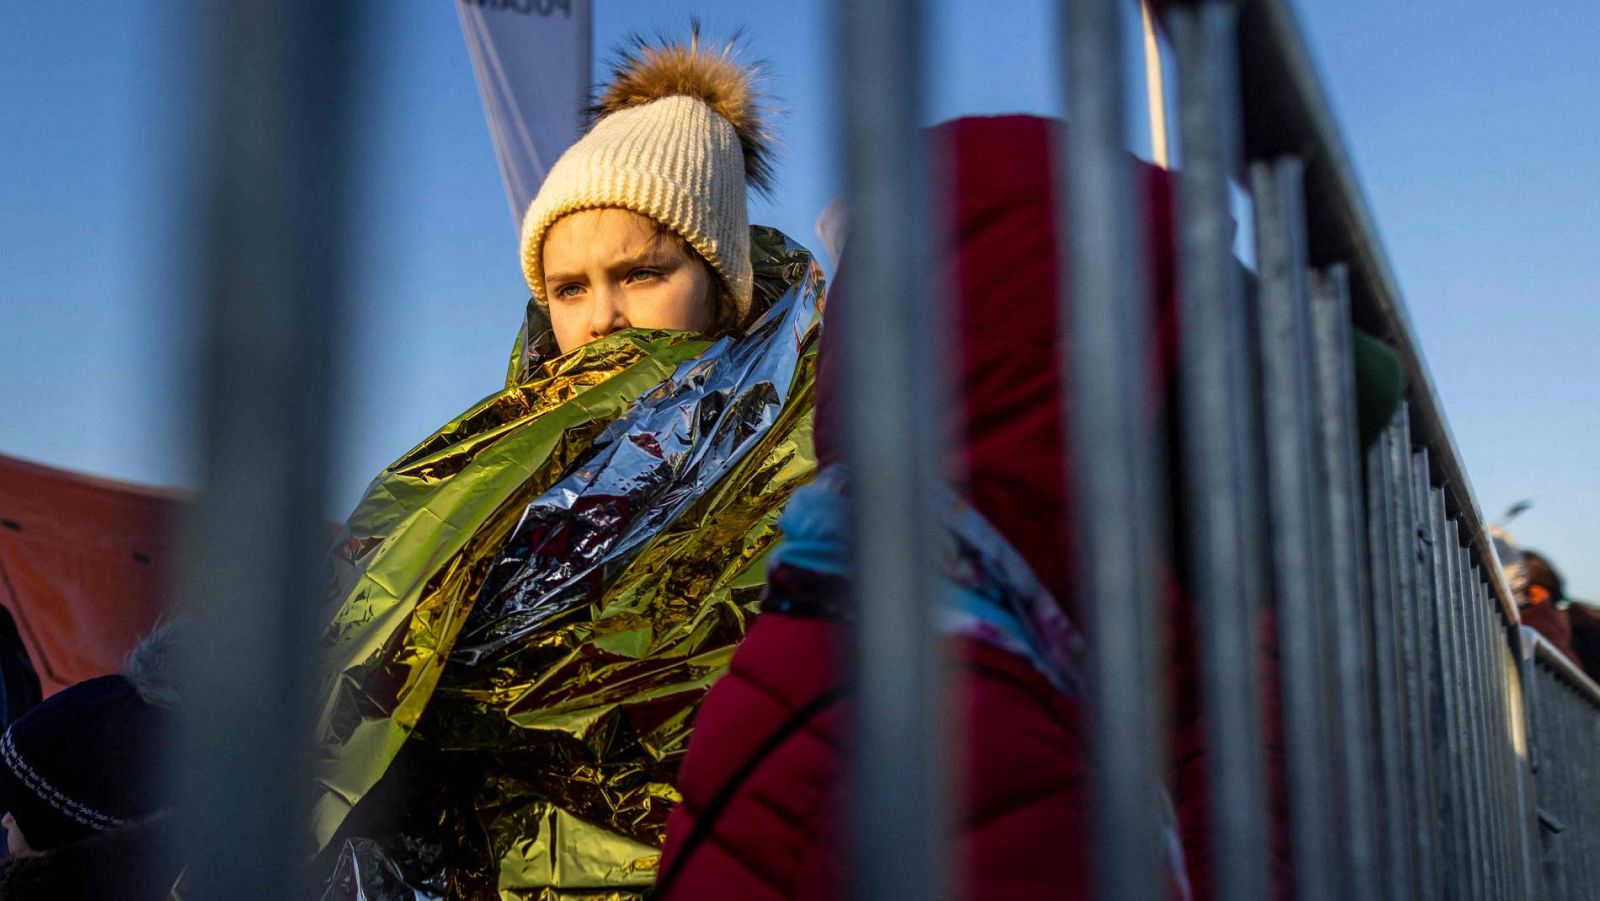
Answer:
1495;606;1522;898
836;0;950;898
1550;671;1570;901
1453;545;1480;900
1525;639;1562;900
1464;552;1494;900
176;2;358;899
1365;413;1415;900
1504;630;1541;901
1560;683;1572;901
1581;695;1593;901
1409;455;1459;897
1485;575;1510;901
1547;658;1574;901
1441;517;1481;901
1480;583;1510;901
1427;488;1469;899
1169;6;1272;899
1476;587;1500;901
1550;676;1568;901
1580;700;1593;901
1588;688;1599;901
1496;612;1517;898
1404;450;1449;898
1578;695;1593;901
1310;264;1379;900
1390;410;1441;900
1583;695;1593;901
1522;628;1542;777
1574;693;1586;901
1516;629;1553;901
1486;579;1515;901
1580;684;1593;901
1058;2;1168;898
1589;709;1600;901
1251;156;1339;901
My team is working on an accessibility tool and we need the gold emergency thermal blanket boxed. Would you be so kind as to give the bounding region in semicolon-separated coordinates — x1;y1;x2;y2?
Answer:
313;228;821;899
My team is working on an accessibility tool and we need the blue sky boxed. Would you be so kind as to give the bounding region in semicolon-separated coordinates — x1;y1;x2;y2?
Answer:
2;1;1597;596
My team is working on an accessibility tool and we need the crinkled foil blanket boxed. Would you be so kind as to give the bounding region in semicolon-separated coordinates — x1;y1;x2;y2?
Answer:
313;228;821;899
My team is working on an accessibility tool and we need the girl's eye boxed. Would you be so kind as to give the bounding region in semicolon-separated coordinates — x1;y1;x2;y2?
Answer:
554;284;583;300
627;268;661;283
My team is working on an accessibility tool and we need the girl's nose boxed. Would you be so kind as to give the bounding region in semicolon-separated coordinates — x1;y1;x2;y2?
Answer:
588;287;629;341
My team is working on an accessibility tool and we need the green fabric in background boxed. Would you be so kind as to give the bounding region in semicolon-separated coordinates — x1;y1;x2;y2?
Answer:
1353;327;1405;449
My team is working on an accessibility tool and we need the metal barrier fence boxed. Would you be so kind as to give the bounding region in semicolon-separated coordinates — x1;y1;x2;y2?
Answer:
1524;627;1600;901
176;0;1600;898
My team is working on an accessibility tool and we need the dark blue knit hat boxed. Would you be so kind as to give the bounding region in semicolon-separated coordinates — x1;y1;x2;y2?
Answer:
0;628;176;851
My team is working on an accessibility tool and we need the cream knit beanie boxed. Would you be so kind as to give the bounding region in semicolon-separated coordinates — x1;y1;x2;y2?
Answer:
521;30;774;320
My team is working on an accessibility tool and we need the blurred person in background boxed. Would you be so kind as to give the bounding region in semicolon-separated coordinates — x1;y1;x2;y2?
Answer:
0;623;178;900
1516;548;1578;663
0;610;39;734
1564;599;1600;683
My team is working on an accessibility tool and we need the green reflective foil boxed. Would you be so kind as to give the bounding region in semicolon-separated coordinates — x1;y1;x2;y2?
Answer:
313;228;821;899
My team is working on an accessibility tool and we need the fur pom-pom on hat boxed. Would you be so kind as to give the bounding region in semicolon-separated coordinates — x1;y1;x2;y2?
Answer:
520;24;775;319
591;24;775;197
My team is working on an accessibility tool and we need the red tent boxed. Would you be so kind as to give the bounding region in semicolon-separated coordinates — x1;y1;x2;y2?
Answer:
0;454;180;696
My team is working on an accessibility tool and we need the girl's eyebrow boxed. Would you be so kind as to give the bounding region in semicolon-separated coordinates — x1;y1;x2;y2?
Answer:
546;244;678;287
609;244;676;271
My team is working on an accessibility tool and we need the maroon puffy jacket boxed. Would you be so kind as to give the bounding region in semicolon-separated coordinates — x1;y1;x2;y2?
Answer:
656;116;1285;900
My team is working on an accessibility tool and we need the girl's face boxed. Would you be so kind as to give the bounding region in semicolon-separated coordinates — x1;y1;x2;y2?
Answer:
542;208;717;353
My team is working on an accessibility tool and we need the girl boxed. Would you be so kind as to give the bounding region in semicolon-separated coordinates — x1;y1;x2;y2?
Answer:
311;30;822;899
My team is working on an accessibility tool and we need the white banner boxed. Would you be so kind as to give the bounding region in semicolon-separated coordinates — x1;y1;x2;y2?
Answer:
456;0;592;238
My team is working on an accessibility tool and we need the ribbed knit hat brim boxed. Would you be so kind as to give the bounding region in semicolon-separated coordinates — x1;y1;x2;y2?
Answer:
520;94;753;316
520;28;774;324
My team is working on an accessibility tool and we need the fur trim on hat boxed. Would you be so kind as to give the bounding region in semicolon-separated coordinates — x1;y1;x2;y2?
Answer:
122;619;181;712
593;21;775;198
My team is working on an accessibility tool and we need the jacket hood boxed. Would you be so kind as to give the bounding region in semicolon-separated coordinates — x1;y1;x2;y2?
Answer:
814;115;1178;615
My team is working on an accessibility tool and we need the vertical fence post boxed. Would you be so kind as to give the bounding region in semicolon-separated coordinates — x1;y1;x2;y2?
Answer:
1584;694;1594;901
1252;155;1338;901
177;2;357;899
1428;490;1470;899
1388;411;1441;900
1519;630;1557;901
1445;519;1486;901
1366;411;1416;901
836;0;949;898
1410;453;1460;898
1501;614;1531;898
1308;265;1380;901
1488;598;1514;899
1472;569;1497;901
1057;1;1168;898
1169;5;1271;898
1405;451;1449;900
1462;547;1493;900
1494;591;1523;898
1477;584;1501;900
